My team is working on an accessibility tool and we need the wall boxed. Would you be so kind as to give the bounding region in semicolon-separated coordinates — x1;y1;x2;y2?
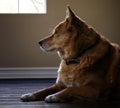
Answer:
0;0;120;67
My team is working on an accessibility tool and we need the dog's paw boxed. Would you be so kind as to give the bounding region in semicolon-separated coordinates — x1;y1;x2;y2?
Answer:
45;94;60;103
21;93;36;102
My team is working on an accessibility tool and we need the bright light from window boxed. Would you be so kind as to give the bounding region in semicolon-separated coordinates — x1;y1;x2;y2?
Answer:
0;0;46;14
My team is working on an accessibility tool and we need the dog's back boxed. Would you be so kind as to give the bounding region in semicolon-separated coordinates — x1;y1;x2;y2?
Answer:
107;43;120;100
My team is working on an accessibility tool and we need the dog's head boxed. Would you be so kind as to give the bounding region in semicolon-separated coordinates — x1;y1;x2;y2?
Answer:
39;6;99;60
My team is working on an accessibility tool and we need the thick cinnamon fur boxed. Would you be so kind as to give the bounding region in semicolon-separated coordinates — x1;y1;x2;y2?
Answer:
21;6;120;103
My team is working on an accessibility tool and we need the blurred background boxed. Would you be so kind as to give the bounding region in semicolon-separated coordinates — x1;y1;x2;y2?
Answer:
0;0;120;67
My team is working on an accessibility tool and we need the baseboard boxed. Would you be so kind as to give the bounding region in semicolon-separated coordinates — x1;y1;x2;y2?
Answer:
0;67;58;79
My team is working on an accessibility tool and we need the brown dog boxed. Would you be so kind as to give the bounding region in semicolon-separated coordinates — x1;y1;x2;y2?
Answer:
21;6;120;103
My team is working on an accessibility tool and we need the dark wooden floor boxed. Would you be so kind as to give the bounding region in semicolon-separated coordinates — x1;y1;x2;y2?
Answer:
0;79;120;108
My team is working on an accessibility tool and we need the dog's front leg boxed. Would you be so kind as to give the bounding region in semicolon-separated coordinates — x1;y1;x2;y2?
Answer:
45;86;101;103
21;83;64;102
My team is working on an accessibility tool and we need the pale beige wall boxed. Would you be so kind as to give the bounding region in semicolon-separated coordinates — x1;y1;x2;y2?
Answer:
0;0;120;67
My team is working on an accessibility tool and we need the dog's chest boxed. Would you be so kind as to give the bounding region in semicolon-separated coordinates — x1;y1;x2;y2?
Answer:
60;72;78;87
57;62;83;87
62;71;77;87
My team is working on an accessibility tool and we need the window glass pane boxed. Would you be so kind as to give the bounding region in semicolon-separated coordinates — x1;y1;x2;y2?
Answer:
0;0;18;13
0;0;46;14
19;0;46;13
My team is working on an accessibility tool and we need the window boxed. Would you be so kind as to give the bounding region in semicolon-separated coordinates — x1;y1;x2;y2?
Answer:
0;0;46;14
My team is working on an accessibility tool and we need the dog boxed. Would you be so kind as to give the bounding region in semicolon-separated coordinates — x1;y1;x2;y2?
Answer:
21;6;120;103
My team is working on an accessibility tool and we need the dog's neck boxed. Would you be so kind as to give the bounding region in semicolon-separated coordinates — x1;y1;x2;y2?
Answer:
58;35;100;65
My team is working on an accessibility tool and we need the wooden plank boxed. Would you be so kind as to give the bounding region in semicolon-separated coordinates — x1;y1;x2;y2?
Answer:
0;79;120;108
0;79;64;107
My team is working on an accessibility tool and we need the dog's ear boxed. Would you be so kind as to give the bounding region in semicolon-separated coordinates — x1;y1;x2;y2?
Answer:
66;6;75;19
66;5;84;29
66;5;76;22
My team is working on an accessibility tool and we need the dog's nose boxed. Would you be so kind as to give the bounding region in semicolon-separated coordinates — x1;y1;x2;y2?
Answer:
38;41;44;46
38;40;47;51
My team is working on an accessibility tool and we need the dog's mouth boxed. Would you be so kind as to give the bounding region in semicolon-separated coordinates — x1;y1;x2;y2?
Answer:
38;41;56;52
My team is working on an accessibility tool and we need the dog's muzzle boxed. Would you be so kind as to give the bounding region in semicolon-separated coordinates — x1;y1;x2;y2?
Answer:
39;40;56;52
